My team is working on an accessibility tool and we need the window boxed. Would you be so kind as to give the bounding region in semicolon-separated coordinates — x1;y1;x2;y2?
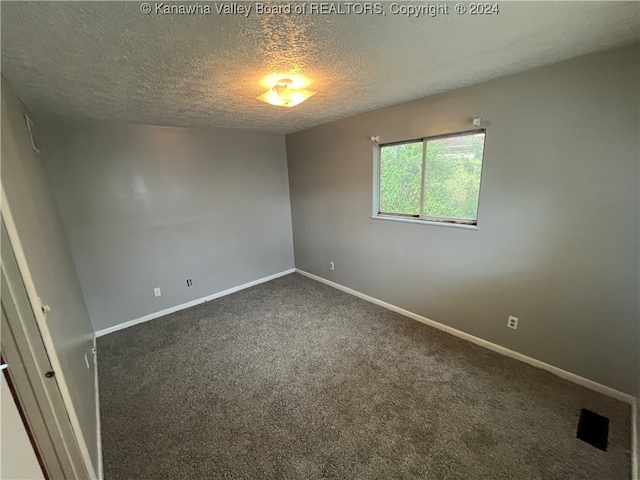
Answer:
374;130;486;226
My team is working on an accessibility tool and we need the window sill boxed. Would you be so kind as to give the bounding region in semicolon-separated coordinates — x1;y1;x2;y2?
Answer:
370;215;478;230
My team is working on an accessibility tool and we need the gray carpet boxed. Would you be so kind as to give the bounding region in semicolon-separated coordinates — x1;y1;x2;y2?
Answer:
98;273;631;479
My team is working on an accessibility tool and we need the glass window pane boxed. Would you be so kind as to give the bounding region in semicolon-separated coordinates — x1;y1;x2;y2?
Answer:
423;133;485;221
379;141;423;215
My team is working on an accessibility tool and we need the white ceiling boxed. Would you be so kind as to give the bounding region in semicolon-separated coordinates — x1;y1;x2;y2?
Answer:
2;2;639;134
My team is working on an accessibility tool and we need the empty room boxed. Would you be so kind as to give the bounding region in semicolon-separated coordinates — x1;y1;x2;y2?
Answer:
1;1;639;479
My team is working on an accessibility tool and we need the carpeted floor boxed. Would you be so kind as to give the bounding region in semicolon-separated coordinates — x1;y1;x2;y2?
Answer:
98;273;631;479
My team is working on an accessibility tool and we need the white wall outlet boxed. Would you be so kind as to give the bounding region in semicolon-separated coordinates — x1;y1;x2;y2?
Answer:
186;279;192;287
329;261;335;270
507;316;518;330
154;287;161;297
84;353;91;370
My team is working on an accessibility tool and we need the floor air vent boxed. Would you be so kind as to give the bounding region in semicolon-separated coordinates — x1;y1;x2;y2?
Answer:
576;408;609;452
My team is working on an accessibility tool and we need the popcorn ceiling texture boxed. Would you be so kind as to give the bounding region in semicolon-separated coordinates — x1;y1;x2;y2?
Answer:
2;2;639;134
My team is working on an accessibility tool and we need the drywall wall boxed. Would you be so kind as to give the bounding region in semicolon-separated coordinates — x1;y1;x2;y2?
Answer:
286;44;640;395
39;121;294;332
1;78;99;474
0;375;45;480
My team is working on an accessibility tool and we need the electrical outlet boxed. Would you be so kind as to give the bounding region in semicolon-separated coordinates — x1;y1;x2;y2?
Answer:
329;262;335;270
84;353;91;370
154;287;161;297
186;279;192;287
507;316;518;330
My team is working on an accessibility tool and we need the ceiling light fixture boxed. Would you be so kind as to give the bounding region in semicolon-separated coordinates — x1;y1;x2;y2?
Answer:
257;78;317;107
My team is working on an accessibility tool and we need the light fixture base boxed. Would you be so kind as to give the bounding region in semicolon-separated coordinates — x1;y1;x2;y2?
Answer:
257;77;317;107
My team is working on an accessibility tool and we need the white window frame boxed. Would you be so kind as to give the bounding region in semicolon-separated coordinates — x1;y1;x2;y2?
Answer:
371;129;486;230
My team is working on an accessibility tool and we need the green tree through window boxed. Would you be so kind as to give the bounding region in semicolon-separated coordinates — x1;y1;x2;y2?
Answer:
379;141;423;215
377;131;485;224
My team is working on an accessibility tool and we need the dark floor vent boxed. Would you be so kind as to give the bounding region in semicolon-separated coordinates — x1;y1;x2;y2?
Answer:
576;408;609;452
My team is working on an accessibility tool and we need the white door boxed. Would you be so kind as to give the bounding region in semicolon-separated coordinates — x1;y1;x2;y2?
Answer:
1;222;89;479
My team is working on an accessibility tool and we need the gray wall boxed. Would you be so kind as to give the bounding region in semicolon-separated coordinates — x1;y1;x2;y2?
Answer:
1;78;99;473
286;44;640;395
40;121;294;332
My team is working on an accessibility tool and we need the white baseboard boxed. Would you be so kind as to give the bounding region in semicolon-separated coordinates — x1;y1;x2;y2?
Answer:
633;398;638;480
93;335;104;480
295;268;635;405
95;268;296;337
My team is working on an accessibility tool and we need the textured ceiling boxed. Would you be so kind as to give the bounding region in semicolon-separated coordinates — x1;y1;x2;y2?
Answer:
2;1;639;134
